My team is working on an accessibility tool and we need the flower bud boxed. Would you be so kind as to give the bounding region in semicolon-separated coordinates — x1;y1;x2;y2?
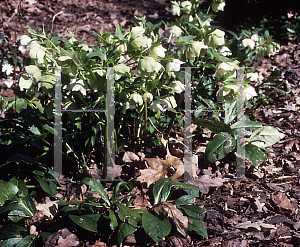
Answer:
251;34;259;42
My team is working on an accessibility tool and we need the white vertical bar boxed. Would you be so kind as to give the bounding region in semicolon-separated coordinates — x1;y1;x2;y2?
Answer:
54;67;62;175
184;67;192;180
236;68;246;180
106;67;115;180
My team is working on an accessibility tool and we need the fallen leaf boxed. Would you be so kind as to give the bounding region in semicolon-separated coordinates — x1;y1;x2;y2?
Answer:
153;202;188;237
271;193;295;215
187;175;228;194
236;220;276;231
123;151;140;163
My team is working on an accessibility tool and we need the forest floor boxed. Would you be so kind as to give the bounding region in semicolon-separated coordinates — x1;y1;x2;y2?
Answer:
1;0;300;246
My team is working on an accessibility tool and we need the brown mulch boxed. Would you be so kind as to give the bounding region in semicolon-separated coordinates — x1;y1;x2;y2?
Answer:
1;0;300;246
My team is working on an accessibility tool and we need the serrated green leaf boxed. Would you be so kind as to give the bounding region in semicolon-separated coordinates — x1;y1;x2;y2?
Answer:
82;178;110;206
188;217;207;238
204;132;236;164
0;181;19;207
142;211;171;243
69;214;101;233
112;181;132;203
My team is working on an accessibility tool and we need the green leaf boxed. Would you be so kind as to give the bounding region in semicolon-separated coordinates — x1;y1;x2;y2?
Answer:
152;178;170;205
142;211;171;243
244;143;267;166
231;120;262;130
176;35;196;45
69;214;101;233
116;24;124;40
177;205;205;219
257;126;285;146
204;132;236;164
160;180;199;203
109;209;118;230
188;217;207;238
115;203;140;227
33;172;57;197
86;47;106;61
0;181;19;207
0;224;27;241
175;195;196;205
15;234;35;247
116;222;137;245
0;237;23;247
112;182;132;203
8;178;28;197
192;118;235;137
0;195;36;220
82;178;110;206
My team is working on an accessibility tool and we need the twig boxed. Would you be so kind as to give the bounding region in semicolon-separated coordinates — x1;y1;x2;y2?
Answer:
51;11;63;34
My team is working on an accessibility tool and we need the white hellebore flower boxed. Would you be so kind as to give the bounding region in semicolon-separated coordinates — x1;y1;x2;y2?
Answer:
19;35;32;46
169;80;185;94
166;59;184;73
116;43;127;53
181;1;192;13
246;72;259;82
130;26;145;39
129;93;143;106
205;29;225;48
2;63;14;76
212;1;225;12
242;38;255;49
171;1;181;16
150;45;167;59
149;96;177;112
187;41;208;60
219;46;232;56
169;25;182;38
244;84;257;100
251;34;259;42
143;92;153;103
215;61;239;78
28;40;46;64
138;56;162;74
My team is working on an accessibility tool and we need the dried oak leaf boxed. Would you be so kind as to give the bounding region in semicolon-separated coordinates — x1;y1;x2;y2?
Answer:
153;202;188;237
